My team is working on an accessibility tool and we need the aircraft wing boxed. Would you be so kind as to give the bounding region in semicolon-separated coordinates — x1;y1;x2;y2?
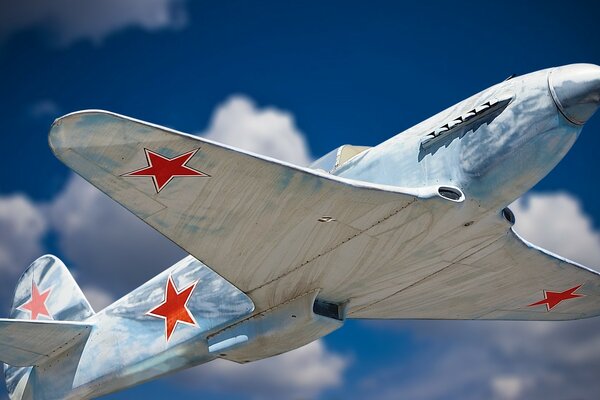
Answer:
48;110;445;312
349;222;600;320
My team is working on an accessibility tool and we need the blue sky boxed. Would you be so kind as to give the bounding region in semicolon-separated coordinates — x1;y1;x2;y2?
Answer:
1;1;600;399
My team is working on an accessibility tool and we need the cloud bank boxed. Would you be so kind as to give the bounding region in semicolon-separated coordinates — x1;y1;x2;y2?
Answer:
511;192;600;269
180;340;347;399
202;95;312;166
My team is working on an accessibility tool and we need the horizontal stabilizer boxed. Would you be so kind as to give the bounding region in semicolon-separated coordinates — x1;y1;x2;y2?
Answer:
0;319;92;367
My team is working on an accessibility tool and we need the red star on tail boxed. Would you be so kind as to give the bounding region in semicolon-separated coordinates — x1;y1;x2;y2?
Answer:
19;281;52;320
528;285;584;311
147;275;199;342
124;148;209;193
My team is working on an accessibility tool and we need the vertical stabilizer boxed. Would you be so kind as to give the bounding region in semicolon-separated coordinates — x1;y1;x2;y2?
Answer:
4;255;94;400
10;255;94;322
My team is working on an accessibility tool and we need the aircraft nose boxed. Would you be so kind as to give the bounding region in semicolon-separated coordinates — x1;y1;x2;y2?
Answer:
549;63;600;125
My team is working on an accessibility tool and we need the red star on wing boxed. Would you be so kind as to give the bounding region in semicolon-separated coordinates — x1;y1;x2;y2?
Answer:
123;148;209;193
528;284;584;311
147;275;199;342
19;281;52;320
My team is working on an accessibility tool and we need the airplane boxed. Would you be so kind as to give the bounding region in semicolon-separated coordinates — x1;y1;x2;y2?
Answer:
2;63;600;399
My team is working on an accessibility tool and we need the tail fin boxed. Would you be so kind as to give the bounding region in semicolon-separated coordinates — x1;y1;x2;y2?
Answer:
9;254;94;322
3;255;94;399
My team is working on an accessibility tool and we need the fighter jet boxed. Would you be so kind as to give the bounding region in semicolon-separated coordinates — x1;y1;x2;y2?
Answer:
2;63;600;399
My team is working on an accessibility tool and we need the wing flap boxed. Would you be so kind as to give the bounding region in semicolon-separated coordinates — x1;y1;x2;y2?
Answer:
0;319;92;367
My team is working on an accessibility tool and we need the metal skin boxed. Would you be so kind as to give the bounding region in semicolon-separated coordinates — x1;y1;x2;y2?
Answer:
336;64;600;214
3;64;600;399
5;255;255;400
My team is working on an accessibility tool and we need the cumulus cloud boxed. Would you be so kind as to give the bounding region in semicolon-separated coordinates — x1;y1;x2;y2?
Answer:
510;192;600;268
0;0;188;47
202;95;312;166
353;316;600;399
491;376;526;400
357;192;600;400
0;195;47;314
178;340;347;399
0;195;46;273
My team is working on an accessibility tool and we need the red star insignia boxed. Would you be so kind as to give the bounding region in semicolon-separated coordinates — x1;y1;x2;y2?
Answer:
123;148;209;193
147;275;199;342
19;281;52;320
528;284;584;311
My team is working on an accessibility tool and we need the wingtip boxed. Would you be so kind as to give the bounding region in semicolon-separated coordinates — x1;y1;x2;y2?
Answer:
48;109;116;156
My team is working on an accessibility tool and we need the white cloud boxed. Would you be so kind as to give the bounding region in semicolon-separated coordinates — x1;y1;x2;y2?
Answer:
491;376;527;400
0;0;188;47
178;340;347;399
0;195;47;312
0;195;46;273
202;95;312;166
358;317;600;400
510;192;600;269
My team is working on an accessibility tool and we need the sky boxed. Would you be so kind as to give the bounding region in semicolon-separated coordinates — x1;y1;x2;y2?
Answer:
1;1;600;399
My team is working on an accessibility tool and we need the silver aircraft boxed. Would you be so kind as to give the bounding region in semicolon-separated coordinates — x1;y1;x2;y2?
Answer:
2;63;600;399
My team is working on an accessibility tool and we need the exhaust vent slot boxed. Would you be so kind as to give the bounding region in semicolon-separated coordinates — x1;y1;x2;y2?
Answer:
421;95;514;150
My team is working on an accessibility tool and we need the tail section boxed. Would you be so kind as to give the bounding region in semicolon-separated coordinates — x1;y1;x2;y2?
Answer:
3;254;255;399
3;255;94;400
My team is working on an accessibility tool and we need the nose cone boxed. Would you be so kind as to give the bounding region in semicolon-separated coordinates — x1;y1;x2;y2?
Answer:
549;63;600;125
